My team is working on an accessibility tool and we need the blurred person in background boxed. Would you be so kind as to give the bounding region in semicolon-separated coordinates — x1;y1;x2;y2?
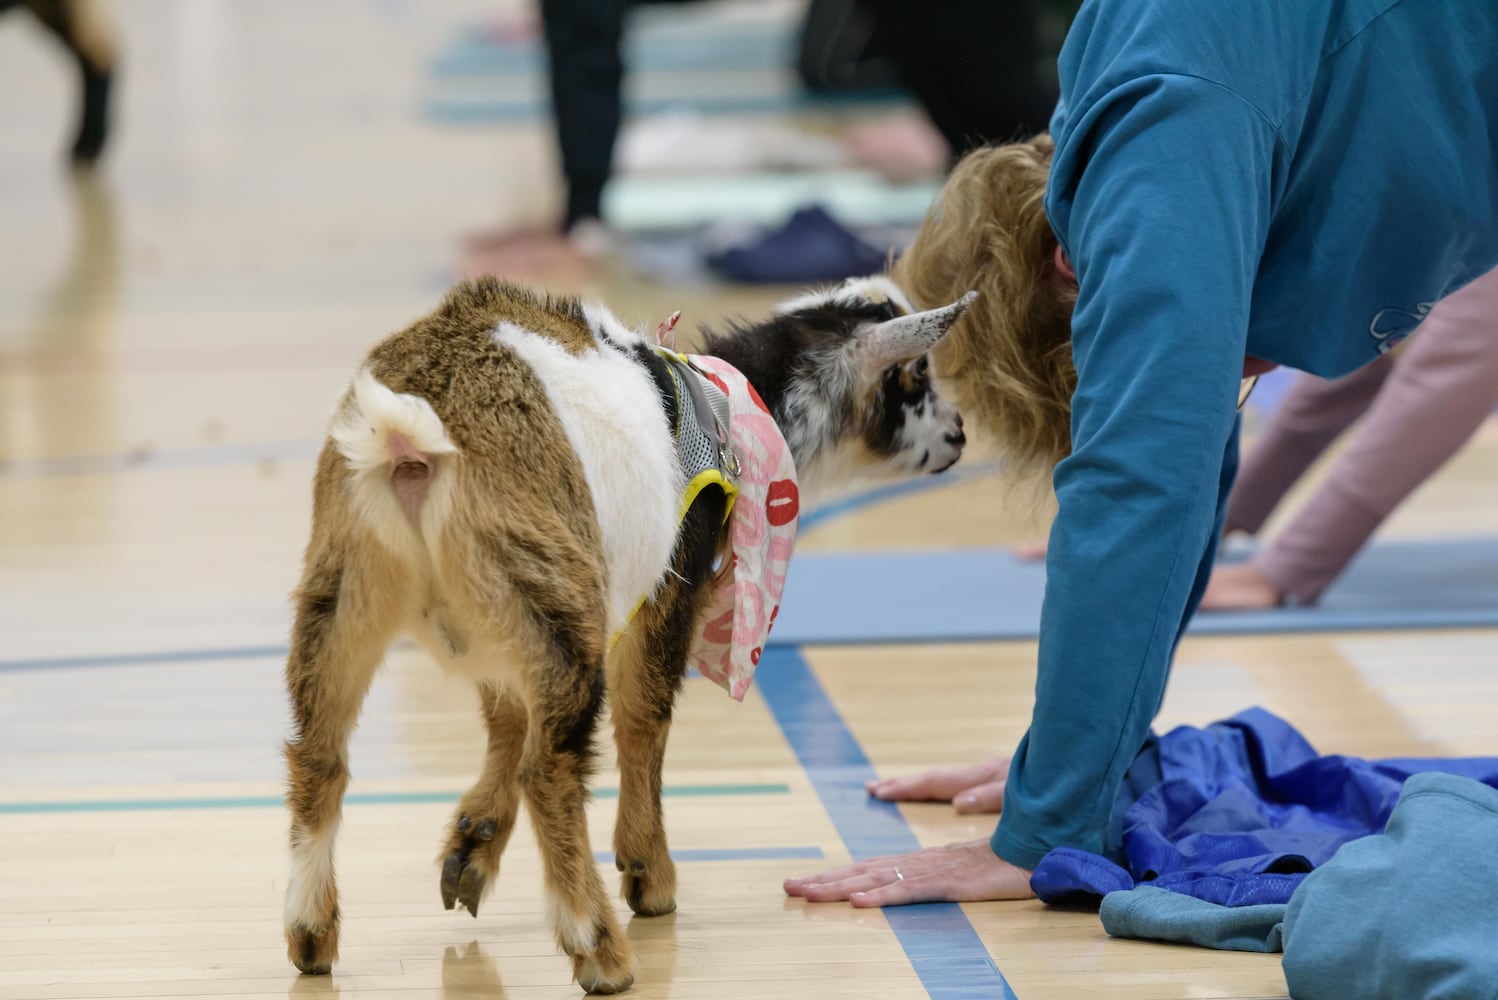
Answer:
1;0;116;164
1203;266;1498;611
462;0;1061;279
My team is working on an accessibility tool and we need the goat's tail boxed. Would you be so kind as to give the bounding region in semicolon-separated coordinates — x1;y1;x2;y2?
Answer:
330;369;458;537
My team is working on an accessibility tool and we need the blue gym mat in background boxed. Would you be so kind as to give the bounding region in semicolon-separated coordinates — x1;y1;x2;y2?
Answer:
430;16;794;78
422;9;908;123
770;537;1498;645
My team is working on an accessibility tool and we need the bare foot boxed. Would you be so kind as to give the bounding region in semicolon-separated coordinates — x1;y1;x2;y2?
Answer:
1013;537;1048;562
1200;560;1282;611
865;756;1009;814
459;222;608;283
844;113;950;184
473;10;541;44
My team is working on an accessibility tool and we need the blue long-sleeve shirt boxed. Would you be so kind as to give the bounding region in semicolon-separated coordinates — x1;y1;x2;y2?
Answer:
995;0;1498;870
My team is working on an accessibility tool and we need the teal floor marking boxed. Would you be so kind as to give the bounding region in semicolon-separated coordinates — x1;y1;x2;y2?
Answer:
0;783;790;815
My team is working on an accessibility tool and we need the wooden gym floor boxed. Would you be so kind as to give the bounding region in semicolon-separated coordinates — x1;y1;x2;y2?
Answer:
2;2;1496;998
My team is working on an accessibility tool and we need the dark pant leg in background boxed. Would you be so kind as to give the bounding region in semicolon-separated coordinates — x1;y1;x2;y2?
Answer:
858;0;1059;154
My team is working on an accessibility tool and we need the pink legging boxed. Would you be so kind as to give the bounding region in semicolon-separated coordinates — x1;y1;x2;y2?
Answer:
1225;266;1498;604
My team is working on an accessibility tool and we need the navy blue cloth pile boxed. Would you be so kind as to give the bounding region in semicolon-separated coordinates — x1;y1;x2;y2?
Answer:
1031;707;1498;907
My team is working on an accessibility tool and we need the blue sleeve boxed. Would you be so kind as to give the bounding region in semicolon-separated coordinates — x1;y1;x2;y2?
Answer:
993;75;1277;870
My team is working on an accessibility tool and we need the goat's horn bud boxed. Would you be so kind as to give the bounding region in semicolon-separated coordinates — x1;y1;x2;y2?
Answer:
860;290;978;367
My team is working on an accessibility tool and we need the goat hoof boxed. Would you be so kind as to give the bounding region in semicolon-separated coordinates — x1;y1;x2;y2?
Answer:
286;921;338;975
440;847;489;917
620;864;676;917
457;861;486;917
440;853;463;910
573;946;635;995
441;812;505;917
579;971;635;996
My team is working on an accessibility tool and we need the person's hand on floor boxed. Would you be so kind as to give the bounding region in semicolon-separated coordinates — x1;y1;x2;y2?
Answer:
784;840;1034;906
1200;560;1283;611
865;755;1009;814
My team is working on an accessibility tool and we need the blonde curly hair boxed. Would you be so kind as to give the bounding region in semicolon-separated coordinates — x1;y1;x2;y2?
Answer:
892;136;1077;476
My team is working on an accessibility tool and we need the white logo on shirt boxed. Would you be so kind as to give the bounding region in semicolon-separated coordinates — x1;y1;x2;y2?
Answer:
1368;301;1435;354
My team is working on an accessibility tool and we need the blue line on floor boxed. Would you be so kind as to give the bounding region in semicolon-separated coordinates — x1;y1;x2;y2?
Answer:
0;465;1003;675
799;462;1001;533
0;783;791;815
755;647;1017;1000
0;645;292;673
0;439;320;479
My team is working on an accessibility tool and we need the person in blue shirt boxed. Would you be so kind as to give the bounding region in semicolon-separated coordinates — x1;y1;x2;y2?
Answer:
784;0;1498;906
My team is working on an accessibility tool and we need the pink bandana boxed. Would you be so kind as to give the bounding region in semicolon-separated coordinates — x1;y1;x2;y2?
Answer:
683;354;799;701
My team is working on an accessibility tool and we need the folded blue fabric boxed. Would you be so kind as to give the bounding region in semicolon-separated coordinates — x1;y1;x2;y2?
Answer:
1100;886;1285;953
1031;708;1498;907
706;205;889;284
1282;772;1498;1000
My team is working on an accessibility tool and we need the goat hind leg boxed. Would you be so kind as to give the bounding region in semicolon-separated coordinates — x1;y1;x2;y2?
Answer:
440;685;528;917
524;669;635;995
456;519;634;991
283;545;402;974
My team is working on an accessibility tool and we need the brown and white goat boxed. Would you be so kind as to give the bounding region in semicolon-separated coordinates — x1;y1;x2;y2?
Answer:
281;275;972;993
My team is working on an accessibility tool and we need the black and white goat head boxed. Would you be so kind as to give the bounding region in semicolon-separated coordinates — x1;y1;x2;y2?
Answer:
704;275;970;497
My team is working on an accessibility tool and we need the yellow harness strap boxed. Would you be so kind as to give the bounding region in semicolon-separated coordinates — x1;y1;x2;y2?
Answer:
611;349;741;648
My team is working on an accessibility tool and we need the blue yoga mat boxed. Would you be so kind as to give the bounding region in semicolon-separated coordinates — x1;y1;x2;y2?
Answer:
770;536;1498;645
423;84;906;125
431;21;794;77
424;11;907;123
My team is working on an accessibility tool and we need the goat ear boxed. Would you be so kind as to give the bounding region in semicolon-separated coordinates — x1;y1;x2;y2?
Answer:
857;291;978;369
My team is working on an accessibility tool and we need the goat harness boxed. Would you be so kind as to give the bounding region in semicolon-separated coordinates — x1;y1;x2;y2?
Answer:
628;343;800;702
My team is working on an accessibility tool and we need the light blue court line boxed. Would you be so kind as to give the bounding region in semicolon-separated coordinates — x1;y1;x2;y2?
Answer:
0;645;292;673
0;783;790;816
799;461;1002;533
0;439;320;480
755;647;1017;999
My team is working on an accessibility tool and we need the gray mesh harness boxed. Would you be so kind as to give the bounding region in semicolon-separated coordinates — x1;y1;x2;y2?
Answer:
654;347;741;495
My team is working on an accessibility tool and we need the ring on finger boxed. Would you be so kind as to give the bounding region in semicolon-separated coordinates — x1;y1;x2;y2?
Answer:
893;867;904;881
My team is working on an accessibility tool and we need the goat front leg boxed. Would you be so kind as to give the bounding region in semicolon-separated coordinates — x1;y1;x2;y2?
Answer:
608;488;730;917
282;538;402;975
440;685;528;917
